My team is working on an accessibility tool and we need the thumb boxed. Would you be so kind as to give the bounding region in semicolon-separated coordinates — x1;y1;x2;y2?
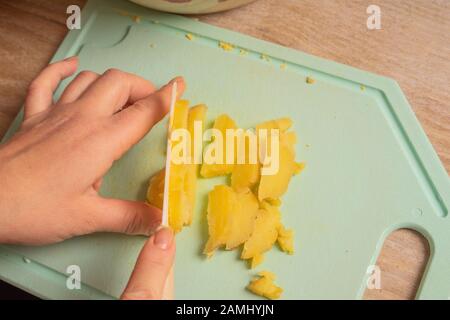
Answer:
121;227;175;300
85;197;162;236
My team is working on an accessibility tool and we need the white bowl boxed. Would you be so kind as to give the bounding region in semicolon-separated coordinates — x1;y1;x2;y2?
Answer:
129;0;257;14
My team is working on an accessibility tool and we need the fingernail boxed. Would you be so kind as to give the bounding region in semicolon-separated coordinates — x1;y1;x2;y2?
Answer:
168;76;184;87
153;227;173;250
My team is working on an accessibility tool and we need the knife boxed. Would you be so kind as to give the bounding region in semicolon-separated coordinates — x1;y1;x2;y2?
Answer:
161;81;178;227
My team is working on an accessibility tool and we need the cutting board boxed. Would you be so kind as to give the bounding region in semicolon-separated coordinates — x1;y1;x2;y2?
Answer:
0;0;448;299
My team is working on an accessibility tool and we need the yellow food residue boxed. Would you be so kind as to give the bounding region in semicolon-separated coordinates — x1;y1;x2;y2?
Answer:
239;48;249;56
306;76;315;84
219;41;234;51
247;271;283;300
185;33;195;41
260;53;270;62
113;8;142;24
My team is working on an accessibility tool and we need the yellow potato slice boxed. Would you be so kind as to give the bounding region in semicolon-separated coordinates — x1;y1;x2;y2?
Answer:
167;100;190;232
146;168;165;209
277;225;294;255
258;143;296;201
146;101;207;233
241;202;281;260
200;114;237;178
231;162;260;193
230;135;260;192
247;271;283;300
184;104;207;225
204;185;259;256
257;119;298;201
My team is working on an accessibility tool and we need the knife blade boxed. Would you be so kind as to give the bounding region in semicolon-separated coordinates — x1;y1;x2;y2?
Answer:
161;81;178;227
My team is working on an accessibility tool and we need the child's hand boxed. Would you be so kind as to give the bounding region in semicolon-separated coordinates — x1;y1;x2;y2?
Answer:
0;57;185;245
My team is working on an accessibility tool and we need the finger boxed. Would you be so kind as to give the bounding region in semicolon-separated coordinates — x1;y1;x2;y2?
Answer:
162;267;174;300
78;68;156;115
108;77;185;160
121;227;175;300
24;56;78;119
58;70;100;104
84;197;162;235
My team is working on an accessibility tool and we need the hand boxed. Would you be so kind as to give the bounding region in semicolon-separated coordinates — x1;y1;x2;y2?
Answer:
0;56;185;245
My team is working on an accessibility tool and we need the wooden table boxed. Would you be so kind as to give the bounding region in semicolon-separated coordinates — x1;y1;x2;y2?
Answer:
0;0;448;300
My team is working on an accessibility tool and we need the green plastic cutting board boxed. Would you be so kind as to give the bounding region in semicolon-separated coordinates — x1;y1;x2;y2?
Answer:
1;0;449;300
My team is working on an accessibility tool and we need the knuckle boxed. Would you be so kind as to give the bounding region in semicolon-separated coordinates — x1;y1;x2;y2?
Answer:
124;208;146;235
78;70;97;79
27;79;42;93
103;68;124;80
145;258;169;271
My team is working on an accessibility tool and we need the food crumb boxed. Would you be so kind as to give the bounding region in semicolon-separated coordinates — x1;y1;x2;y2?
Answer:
152;20;159;24
293;162;305;175
219;41;234;51
114;8;131;17
360;84;366;91
260;53;270;62
23;257;31;264
132;15;141;23
280;63;287;70
239;48;248;56
185;33;195;41
306;76;315;84
149;43;155;48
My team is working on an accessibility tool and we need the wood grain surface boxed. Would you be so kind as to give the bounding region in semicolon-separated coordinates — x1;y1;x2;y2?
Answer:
0;0;448;300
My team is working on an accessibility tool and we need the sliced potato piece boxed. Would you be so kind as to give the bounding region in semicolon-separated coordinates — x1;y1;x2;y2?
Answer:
247;271;283;300
241;202;281;260
184;104;207;225
277;225;294;255
146;168;165;209
147;101;207;233
200;114;237;178
204;185;259;256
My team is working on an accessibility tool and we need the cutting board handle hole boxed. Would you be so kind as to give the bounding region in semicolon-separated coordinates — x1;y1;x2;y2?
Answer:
363;228;430;300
